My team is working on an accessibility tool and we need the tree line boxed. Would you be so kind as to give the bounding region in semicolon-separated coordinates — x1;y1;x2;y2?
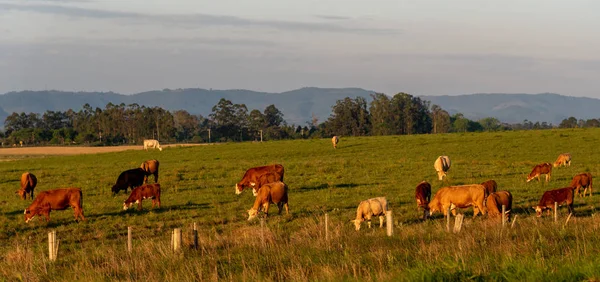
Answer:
0;92;598;146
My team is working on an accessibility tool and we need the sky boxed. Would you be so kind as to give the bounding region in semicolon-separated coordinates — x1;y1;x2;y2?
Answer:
0;0;599;97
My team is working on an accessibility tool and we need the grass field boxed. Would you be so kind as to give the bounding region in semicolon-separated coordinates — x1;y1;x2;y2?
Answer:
2;129;600;281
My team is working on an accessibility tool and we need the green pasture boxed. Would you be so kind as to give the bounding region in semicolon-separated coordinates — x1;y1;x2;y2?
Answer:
1;129;600;281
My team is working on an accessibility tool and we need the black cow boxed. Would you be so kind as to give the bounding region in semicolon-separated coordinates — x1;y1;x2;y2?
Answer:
112;168;146;195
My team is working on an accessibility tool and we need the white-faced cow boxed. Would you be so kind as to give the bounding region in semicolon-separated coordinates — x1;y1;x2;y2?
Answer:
123;184;161;211
352;197;389;231
24;188;85;223
434;156;451;180
143;139;162;151
17;172;37;200
533;187;575;217
235;164;284;195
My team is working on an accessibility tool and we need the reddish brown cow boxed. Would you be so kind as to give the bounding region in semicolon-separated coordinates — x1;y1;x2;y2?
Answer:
24;188;85;223
415;181;431;208
533;187;575;217
235;164;284;195
17;172;37;200
526;163;552;183
486;191;513;221
247;181;289;220
123;184;161;211
570;172;593;197
480;179;497;198
251;172;281;196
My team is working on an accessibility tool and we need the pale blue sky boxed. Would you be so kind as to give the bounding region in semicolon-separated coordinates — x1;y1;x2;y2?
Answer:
0;0;599;97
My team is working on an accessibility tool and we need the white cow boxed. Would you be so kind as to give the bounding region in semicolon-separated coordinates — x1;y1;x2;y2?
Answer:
143;139;162;151
351;197;389;231
434;155;451;180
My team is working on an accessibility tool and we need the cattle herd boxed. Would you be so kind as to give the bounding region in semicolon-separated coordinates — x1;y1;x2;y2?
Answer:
11;144;594;231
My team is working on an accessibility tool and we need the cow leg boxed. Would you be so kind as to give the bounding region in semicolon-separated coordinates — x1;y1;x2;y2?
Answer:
284;203;289;215
473;206;479;217
155;172;159;183
263;203;270;217
138;199;143;210
379;216;384;228
277;202;283;215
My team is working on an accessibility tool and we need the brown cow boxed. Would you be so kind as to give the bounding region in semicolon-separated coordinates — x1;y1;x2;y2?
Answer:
526;163;552;183
332;136;339;149
251;172;280;196
24;188;85;223
123;184;161;211
486;191;513;221
140;159;160;184
415;181;431;212
570;172;593;197
247;181;289;220
17;172;37;200
480;180;497;198
533;187;575;217
235;164;284;195
553;153;572;168
427;184;487;218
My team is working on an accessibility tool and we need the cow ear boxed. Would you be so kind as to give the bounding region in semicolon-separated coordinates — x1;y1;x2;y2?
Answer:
250;182;256;186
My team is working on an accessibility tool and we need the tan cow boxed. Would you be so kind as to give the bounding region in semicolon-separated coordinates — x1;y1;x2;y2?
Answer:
17;172;37;200
352;197;389;231
143;139;162;151
434;156;451;180
553;153;572;168
526;163;552;183
332;136;339;149
247;181;289;220
140;159;160;183
427;184;487;218
570;172;593;197
486;191;512;221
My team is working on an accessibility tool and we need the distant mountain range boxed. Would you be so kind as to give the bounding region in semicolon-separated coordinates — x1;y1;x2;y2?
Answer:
1;88;598;129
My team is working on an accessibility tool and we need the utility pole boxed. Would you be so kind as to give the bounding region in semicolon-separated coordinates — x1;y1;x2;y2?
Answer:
259;130;263;142
208;129;211;143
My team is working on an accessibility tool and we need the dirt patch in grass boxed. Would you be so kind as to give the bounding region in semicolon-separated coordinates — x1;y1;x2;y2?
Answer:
0;144;208;157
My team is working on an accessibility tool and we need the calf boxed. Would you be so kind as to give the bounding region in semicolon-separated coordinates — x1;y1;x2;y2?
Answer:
247;181;289;220
123;184;161;211
17;172;37;200
415;181;431;219
112;168;146;195
533;187;575;217
526;163;552;183
24;188;85;223
570;172;593;197
486;191;512;221
140;159;160;184
352;197;389;231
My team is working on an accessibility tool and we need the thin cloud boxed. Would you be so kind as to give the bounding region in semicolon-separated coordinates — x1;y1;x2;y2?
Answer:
0;3;399;34
314;15;352;21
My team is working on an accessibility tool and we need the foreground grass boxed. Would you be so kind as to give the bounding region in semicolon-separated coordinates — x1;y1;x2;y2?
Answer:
1;129;600;281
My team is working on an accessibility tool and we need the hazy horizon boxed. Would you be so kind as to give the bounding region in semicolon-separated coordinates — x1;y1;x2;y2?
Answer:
1;1;599;98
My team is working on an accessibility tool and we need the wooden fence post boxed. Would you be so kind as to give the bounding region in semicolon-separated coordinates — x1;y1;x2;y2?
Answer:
453;214;464;233
554;202;558;223
127;226;132;253
48;231;58;261
324;213;329;242
386;211;393;237
502;205;506;227
172;228;182;252
511;215;518;229
564;213;573;228
193;223;198;249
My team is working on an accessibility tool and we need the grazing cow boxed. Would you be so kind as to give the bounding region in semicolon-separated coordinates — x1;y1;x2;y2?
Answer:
352;197;389;231
332;136;339;149
415;181;431;208
112;168;146;195
434;156;451;180
247;181;289;220
486;191;513;221
17;172;37;200
140;159;160;183
251;172;280;197
427;184;487;218
553;153;572;168
526;163;552;183
123;184;161;211
570;172;593;197
480;179;497;198
24;188;85;223
533;187;575;217
235;164;285;195
143;139;162;151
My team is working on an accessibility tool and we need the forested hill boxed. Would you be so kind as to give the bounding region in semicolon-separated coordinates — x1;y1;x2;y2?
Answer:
0;88;374;126
422;93;600;124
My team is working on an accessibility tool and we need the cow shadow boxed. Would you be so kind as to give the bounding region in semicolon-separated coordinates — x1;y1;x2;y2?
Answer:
122;202;211;215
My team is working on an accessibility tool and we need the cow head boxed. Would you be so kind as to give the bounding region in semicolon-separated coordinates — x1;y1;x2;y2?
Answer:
24;208;35;223
351;219;364;231
16;190;25;200
235;183;243;195
111;185;120;195
158;147;163;152
437;171;446;181
247;208;258;221
533;206;545;217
